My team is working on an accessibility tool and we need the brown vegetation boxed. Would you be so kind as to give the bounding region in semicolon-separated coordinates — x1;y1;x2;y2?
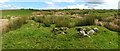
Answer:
104;22;120;32
0;19;10;33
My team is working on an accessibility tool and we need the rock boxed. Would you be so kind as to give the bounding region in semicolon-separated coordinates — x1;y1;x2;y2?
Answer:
79;30;87;36
52;28;59;32
93;27;99;32
87;28;98;35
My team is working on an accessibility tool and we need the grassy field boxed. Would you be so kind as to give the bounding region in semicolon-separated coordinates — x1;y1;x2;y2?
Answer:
3;20;119;49
1;9;119;49
1;9;34;19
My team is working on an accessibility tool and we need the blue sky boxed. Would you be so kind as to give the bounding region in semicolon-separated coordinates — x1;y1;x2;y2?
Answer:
0;0;120;10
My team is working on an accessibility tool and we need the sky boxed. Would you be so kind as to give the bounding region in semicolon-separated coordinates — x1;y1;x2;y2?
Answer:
0;0;120;10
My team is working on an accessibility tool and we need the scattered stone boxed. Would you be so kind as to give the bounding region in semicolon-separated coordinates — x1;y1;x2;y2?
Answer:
87;29;95;34
52;27;68;35
77;27;99;37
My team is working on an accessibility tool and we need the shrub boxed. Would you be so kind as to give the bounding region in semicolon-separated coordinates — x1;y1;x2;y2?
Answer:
76;15;95;26
68;21;76;28
43;17;52;27
54;17;69;27
34;16;45;23
9;17;27;30
33;15;96;27
50;24;56;28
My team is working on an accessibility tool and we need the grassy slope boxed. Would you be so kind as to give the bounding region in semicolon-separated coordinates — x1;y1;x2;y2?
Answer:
3;20;118;49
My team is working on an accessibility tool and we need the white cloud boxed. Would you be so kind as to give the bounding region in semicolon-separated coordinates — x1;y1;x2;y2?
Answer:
0;0;9;3
104;0;120;3
0;3;22;10
84;0;104;2
82;0;119;9
83;0;120;2
40;7;66;9
45;1;54;6
67;4;90;9
52;0;75;2
66;0;119;9
95;2;118;9
45;0;119;9
3;0;75;2
45;0;75;7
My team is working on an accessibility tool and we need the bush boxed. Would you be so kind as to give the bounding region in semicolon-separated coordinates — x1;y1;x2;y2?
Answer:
9;17;27;30
54;16;76;28
34;16;45;23
76;15;95;26
54;17;69;27
33;16;77;27
33;15;96;27
43;17;52;27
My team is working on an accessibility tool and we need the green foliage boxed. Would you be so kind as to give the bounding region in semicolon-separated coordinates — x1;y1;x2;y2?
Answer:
1;9;119;49
43;17;52;27
76;15;95;26
33;16;77;28
9;17;27;30
3;21;119;49
1;9;34;19
54;17;69;27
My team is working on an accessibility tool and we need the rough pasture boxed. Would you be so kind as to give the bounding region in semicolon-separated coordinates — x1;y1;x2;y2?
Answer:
1;9;119;49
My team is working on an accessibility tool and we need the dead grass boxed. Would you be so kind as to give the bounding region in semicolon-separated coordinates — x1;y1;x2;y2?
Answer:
0;19;10;33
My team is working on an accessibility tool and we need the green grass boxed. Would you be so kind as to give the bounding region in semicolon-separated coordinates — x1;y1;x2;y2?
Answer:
1;9;34;19
3;20;119;49
1;9;119;49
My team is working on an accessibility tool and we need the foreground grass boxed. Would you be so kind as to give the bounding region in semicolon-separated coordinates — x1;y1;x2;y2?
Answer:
3;20;119;49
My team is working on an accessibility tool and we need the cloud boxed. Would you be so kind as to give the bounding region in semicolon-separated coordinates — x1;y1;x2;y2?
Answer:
45;0;119;9
6;0;75;2
52;0;75;2
0;0;9;3
0;3;22;10
40;7;66;9
104;0;119;3
83;0;119;9
95;2;118;9
1;0;119;10
66;0;119;9
84;0;104;2
67;4;90;9
45;1;54;6
45;0;76;8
